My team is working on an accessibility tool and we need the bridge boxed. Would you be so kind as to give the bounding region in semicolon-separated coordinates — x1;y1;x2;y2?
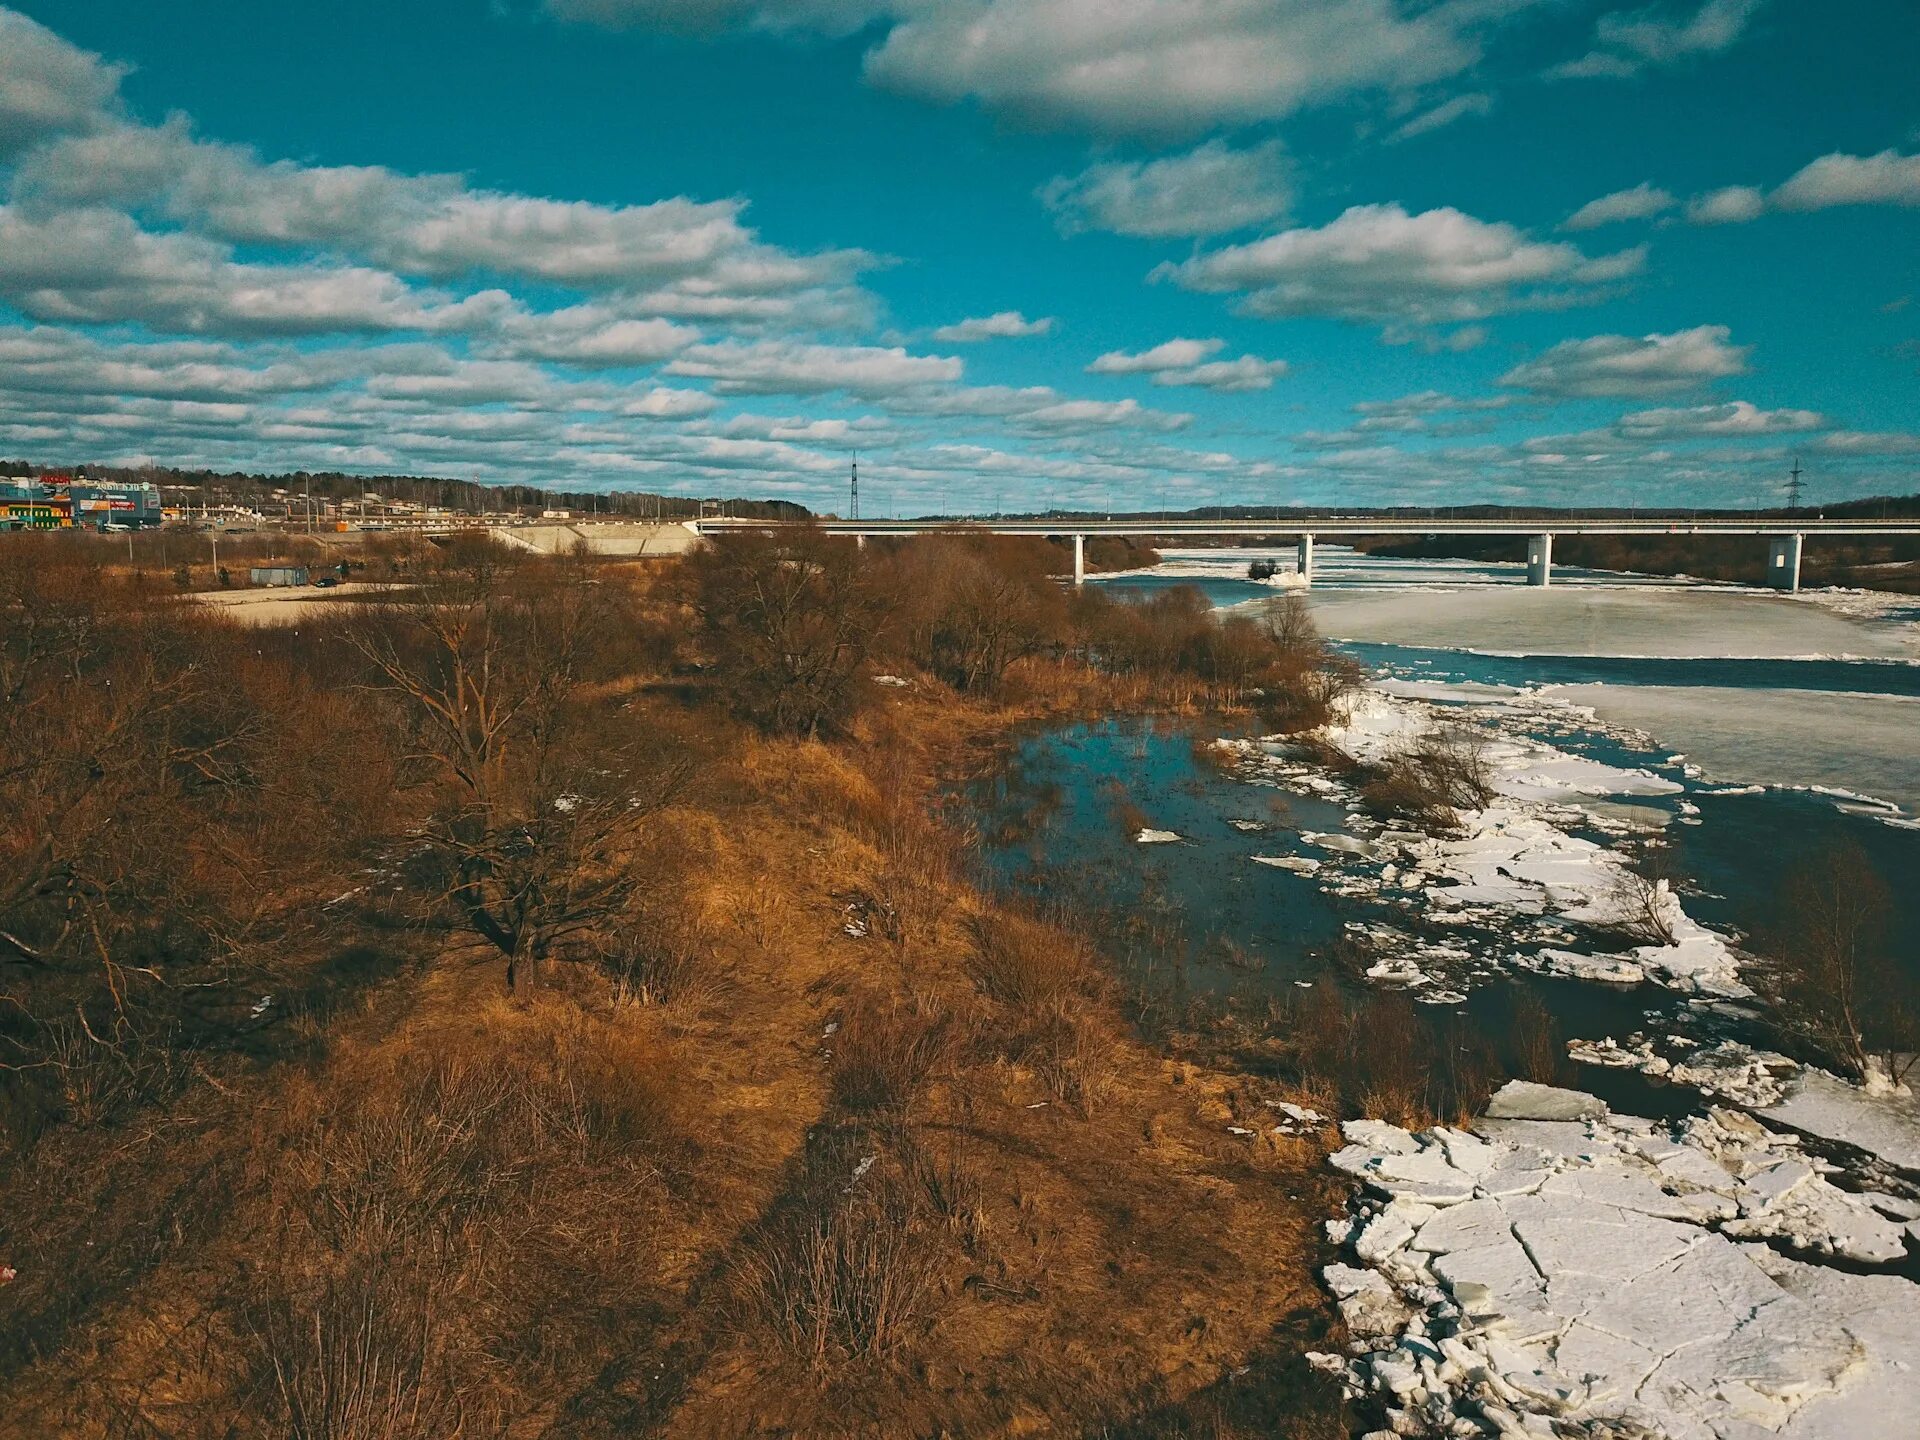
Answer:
692;515;1920;593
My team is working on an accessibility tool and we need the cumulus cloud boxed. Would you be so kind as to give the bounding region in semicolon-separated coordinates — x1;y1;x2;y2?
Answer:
546;0;887;35
0;205;515;336
620;386;724;418
489;305;699;366
930;310;1055;342
1563;182;1676;230
1087;337;1287;390
1012;396;1191;433
15;117;869;296
0;10;124;157
1498;325;1750;398
1772;149;1920;211
664;340;963;395
1676;151;1920;227
1354;389;1507;417
1040;140;1290;238
1087;338;1221;374
876;0;1521;136
1549;0;1763;80
1685;184;1765;224
1614;400;1823;437
552;1;1520;136
1162;203;1644;327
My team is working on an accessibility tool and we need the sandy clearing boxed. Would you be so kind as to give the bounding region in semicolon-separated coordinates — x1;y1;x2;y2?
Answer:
186;582;404;626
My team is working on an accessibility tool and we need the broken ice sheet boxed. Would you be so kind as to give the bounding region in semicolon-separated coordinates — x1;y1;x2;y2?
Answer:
1321;1080;1920;1439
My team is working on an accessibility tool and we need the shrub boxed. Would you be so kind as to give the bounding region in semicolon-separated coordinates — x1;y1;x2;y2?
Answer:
831;999;962;1122
731;1146;948;1371
681;527;892;738
966;911;1093;1011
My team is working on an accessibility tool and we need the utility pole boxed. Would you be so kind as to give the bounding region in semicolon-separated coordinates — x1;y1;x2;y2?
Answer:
1786;456;1804;512
850;451;860;521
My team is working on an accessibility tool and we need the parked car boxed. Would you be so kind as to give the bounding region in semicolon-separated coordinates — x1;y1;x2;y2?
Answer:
313;575;339;588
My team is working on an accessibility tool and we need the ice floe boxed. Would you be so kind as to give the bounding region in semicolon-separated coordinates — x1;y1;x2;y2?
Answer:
1319;1080;1920;1438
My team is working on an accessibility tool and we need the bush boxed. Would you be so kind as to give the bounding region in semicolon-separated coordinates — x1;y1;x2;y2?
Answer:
831;999;963;1122
1358;724;1495;828
966;911;1093;1011
731;1143;949;1371
682;527;892;738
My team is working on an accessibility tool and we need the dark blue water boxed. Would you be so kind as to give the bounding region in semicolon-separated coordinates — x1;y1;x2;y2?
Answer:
965;717;1349;992
1345;642;1920;698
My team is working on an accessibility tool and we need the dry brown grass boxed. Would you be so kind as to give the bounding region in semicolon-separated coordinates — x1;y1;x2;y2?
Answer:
1;563;1350;1440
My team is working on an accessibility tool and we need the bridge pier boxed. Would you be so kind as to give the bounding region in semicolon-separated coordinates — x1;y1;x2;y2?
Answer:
1296;533;1314;588
1526;532;1554;587
1766;533;1803;592
1073;533;1085;586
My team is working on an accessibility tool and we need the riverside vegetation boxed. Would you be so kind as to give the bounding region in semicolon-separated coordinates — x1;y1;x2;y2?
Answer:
2;527;1363;1440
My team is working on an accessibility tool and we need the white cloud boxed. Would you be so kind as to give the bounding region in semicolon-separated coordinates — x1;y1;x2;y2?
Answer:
1676;152;1920;227
1772;150;1920;211
1088;338;1222;374
0;205;511;336
1087;337;1286;391
1820;430;1920;456
866;0;1505;136
1156;356;1291;391
664;340;963;395
1563;182;1675;230
0;10;124;157
1549;0;1763;80
1685;184;1765;224
1614;400;1823;437
1163;203;1644;326
491;305;698;366
552;0;1522;136
1353;389;1512;418
931;310;1055;342
1040;140;1290;238
1499;325;1750;397
1381;322;1490;352
16;118;869;295
1013;396;1191;433
1386;92;1493;143
621;387;723;418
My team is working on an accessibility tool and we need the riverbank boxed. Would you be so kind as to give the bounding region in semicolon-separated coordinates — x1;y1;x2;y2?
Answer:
2;537;1358;1440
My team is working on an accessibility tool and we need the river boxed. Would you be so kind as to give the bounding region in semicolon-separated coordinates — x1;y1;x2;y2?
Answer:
953;545;1920;1436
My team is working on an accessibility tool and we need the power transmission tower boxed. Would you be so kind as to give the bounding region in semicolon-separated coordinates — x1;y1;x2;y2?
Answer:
850;451;859;520
1786;456;1803;511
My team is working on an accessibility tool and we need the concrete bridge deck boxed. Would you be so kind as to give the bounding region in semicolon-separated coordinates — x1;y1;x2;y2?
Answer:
691;514;1920;593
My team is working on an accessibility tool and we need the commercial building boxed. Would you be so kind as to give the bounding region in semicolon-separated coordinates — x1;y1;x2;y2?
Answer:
1;476;164;530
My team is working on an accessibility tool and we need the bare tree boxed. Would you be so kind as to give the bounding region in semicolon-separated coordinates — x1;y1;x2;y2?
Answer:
1757;844;1918;1089
351;547;691;988
682;527;891;738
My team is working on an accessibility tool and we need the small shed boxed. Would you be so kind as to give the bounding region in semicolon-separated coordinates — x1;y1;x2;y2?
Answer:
250;565;310;587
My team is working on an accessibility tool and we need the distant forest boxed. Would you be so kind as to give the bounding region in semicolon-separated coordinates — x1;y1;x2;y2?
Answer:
1349;493;1920;593
0;460;812;522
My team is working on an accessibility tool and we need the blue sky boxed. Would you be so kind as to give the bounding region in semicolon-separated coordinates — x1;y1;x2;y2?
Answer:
0;0;1914;512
